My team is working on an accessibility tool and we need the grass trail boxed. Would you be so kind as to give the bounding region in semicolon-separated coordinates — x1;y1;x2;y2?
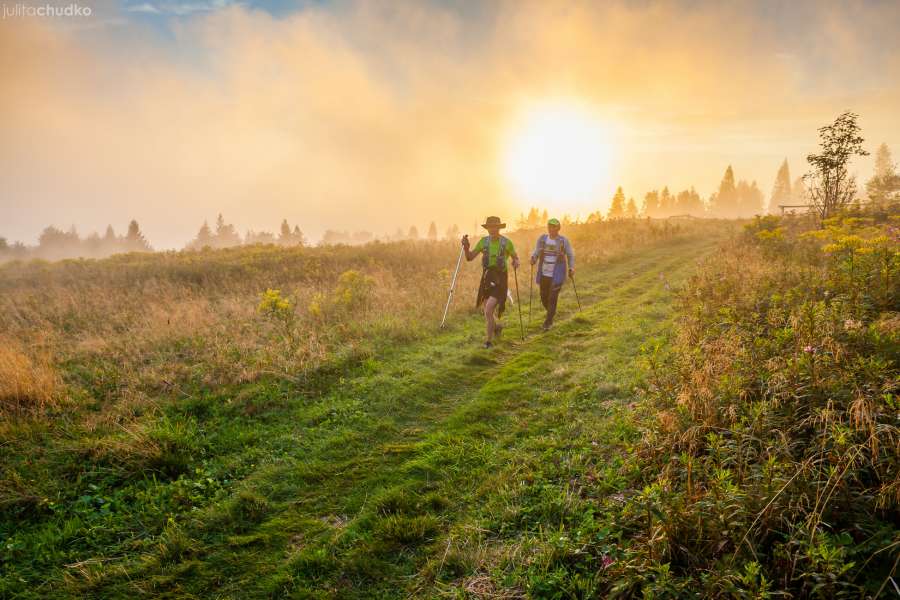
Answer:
57;232;727;598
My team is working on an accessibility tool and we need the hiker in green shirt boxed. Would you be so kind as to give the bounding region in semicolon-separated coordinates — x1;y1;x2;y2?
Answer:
462;216;520;348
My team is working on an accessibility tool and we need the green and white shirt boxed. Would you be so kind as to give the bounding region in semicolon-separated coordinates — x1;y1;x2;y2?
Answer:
473;236;516;271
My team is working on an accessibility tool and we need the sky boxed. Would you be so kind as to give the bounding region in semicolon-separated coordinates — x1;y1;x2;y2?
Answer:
1;0;899;248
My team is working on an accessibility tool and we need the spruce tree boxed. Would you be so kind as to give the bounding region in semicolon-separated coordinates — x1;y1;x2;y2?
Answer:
608;187;626;219
660;187;673;216
711;165;737;217
427;221;438;240
125;220;151;252
625;196;638;218
194;221;213;249
279;219;292;244
768;159;792;215
642;190;660;217
866;143;900;208
678;187;704;216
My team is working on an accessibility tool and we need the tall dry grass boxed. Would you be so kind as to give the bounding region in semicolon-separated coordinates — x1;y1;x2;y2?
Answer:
0;340;59;415
0;219;697;422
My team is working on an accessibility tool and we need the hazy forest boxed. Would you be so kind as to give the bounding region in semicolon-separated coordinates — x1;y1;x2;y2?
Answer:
1;158;854;262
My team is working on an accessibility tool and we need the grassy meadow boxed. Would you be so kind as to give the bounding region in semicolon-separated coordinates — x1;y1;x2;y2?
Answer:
1;215;897;598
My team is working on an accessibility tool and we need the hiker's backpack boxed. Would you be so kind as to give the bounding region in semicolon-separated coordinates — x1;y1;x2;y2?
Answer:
537;234;568;285
480;236;508;270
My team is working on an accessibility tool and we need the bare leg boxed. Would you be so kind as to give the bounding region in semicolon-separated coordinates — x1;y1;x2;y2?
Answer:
484;296;499;343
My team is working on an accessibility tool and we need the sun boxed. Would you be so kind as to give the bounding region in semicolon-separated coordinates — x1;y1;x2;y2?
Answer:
503;102;613;210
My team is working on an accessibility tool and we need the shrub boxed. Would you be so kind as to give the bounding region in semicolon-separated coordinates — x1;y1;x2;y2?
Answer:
605;208;900;596
333;269;375;312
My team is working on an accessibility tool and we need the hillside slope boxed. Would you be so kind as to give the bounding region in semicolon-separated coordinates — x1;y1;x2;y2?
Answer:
0;226;731;598
37;233;722;598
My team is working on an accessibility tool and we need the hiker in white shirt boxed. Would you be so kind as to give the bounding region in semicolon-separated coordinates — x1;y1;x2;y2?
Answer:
530;218;575;331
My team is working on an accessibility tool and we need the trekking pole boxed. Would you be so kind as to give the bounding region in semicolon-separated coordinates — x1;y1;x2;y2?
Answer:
570;273;583;312
440;242;465;329
528;262;533;326
513;265;525;340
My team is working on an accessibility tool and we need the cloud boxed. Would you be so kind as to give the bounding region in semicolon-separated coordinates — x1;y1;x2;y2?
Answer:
125;0;238;16
162;0;236;16
126;3;161;14
1;0;898;248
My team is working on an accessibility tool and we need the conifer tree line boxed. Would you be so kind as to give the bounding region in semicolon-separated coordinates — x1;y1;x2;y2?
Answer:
516;148;898;225
3;138;897;262
326;221;458;245
0;213;467;262
186;215;306;250
0;220;151;262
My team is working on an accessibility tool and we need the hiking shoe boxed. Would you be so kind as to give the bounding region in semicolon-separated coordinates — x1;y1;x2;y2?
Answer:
542;318;552;331
483;341;493;349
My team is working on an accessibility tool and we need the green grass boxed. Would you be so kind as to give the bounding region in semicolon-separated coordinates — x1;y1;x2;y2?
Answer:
1;230;732;598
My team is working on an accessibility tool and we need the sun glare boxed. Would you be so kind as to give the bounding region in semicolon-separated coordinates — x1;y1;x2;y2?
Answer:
503;102;613;211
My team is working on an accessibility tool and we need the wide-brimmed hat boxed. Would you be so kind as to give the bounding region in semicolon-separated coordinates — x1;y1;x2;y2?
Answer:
481;216;506;229
547;218;561;227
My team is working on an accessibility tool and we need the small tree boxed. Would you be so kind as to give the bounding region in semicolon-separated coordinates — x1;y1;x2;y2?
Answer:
736;180;764;217
427;221;438;241
659;186;674;216
407;226;419;240
625;196;638;218
279;219;292;244
642;190;659;217
710;165;737;217
804;111;868;220
768;159;792;215
608;187;626;220
192;221;213;249
125;219;152;252
866;143;900;209
214;213;241;247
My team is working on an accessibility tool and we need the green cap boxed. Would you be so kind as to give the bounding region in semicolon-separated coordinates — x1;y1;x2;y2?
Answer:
547;218;561;227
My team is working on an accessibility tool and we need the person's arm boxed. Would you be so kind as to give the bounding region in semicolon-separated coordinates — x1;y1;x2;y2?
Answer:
565;237;575;275
530;235;542;265
463;236;481;262
510;240;520;270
